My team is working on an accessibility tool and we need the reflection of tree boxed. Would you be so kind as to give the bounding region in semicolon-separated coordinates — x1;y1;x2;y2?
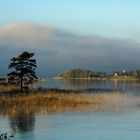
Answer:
64;79;91;89
8;113;35;132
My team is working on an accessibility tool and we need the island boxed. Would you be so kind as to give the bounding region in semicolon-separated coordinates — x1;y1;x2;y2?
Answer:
56;68;140;80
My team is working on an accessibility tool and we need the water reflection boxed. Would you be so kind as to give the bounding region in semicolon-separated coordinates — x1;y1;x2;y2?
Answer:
1;109;140;140
63;79;91;89
34;79;140;95
9;113;35;132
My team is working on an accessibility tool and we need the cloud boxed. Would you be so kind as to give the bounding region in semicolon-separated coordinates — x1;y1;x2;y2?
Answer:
0;23;140;77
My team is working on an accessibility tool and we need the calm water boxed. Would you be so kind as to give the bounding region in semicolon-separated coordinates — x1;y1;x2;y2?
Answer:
1;110;140;140
1;79;140;140
34;79;140;95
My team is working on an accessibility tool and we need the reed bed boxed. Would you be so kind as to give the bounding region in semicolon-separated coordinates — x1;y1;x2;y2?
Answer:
0;92;102;115
0;88;136;116
0;85;138;115
0;84;19;91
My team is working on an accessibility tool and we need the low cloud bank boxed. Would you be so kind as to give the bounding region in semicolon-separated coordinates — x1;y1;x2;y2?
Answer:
0;23;140;77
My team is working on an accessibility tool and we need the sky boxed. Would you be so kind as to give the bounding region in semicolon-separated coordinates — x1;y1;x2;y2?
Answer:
0;0;140;77
1;0;140;38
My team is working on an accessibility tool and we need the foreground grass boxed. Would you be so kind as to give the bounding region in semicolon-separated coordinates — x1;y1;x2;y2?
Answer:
0;91;104;115
0;84;19;91
0;85;139;116
0;86;137;116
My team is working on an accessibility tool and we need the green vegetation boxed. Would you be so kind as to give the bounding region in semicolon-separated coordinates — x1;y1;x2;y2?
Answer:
128;70;140;78
57;68;140;80
7;52;37;92
58;68;106;79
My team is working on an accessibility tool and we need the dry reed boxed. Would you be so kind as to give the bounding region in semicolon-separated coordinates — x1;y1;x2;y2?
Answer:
0;88;136;116
0;84;19;91
0;85;138;115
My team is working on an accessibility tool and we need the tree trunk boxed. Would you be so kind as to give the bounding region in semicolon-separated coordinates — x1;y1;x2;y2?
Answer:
21;76;23;92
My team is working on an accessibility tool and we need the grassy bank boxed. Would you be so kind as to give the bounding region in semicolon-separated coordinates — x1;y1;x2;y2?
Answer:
0;84;19;91
0;85;139;116
0;91;105;115
0;88;137;116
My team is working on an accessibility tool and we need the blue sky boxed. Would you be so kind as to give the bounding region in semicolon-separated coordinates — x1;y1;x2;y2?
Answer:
0;0;140;38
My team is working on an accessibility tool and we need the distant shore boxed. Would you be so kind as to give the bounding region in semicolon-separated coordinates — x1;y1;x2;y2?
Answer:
56;68;140;81
54;76;139;81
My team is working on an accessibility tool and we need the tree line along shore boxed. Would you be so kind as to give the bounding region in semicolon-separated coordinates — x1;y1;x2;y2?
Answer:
56;68;140;80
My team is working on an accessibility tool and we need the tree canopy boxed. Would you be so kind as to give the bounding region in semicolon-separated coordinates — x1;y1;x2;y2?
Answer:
58;68;106;79
8;52;37;92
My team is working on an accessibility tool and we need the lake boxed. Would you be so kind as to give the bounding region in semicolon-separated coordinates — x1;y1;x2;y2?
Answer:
34;79;140;95
1;79;140;140
1;109;140;140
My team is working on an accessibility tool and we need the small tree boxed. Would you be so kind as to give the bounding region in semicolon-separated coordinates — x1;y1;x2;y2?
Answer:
8;52;37;92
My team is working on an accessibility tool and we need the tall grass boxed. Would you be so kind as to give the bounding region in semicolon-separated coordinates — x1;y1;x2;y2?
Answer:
0;84;19;91
0;88;137;116
0;92;102;115
0;85;139;115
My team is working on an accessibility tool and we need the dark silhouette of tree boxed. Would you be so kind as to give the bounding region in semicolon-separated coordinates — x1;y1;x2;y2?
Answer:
8;52;37;92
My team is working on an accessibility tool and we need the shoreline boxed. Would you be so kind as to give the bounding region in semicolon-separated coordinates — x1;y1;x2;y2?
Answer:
54;76;140;81
0;84;122;95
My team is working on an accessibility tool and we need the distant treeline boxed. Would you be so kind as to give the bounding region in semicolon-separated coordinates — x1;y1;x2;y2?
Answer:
114;70;140;78
58;68;140;79
58;68;107;79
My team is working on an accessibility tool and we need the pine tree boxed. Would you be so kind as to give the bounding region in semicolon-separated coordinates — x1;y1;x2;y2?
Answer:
8;52;37;92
